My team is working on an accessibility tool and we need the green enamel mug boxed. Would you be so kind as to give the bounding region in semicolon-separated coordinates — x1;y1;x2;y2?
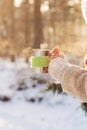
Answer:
30;49;50;73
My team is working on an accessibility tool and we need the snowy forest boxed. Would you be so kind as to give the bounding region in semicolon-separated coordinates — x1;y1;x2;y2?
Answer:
0;0;87;130
0;0;87;57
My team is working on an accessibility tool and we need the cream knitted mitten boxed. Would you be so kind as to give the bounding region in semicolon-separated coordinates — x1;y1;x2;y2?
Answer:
48;57;70;83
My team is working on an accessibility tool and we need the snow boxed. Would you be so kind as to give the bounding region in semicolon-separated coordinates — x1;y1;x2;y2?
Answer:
0;57;86;130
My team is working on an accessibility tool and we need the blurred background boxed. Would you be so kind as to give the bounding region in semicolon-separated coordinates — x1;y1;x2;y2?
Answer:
0;0;87;59
0;1;87;130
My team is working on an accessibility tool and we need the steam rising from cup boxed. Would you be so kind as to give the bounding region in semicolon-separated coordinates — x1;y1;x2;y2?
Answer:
81;0;87;24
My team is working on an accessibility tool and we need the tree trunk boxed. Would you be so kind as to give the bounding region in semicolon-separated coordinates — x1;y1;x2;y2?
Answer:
34;0;43;48
23;0;30;48
5;0;14;40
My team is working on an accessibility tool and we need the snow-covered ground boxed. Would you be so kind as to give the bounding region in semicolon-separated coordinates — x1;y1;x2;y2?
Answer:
0;57;86;130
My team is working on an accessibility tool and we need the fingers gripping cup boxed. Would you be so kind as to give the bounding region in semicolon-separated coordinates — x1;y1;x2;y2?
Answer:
30;44;50;73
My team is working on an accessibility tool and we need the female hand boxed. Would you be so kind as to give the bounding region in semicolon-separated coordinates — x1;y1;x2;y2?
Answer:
50;47;65;60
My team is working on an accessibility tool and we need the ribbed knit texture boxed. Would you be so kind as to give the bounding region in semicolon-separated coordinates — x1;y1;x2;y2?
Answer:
49;57;87;102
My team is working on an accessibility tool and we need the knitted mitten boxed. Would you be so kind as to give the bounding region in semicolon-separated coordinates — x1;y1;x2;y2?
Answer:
48;57;70;83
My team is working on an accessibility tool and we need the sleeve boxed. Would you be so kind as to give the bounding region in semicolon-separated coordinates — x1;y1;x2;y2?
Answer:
62;65;87;102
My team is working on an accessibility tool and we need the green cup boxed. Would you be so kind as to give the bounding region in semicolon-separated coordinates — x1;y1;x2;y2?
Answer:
30;49;50;73
31;56;50;68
